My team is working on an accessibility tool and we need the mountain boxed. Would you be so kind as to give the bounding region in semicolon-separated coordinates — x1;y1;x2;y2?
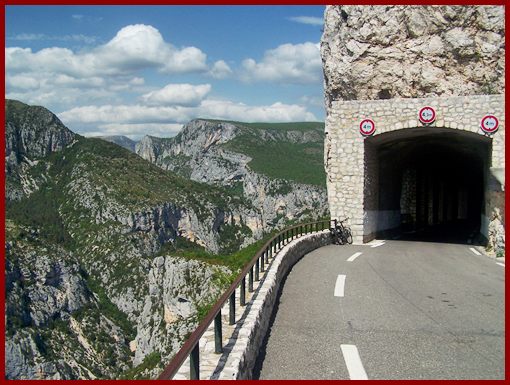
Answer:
4;100;266;379
95;135;137;152
135;119;329;229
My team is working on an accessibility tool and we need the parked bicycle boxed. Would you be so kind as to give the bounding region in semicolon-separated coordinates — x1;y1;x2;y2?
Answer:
330;218;353;245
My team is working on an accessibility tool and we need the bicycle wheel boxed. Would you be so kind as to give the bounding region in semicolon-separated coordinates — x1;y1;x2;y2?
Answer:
344;228;353;244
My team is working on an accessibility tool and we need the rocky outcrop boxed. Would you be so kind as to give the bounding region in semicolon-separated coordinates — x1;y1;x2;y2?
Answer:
5;100;77;201
321;6;505;105
135;120;329;229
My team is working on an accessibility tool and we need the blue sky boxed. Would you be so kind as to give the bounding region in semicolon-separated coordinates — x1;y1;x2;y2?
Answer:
6;6;326;139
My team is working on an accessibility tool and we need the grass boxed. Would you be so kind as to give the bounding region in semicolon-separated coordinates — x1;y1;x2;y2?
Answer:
120;352;161;380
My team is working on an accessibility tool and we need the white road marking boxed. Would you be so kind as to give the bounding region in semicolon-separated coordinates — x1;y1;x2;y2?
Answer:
341;344;368;380
469;247;482;256
496;262;505;267
371;242;385;248
334;275;346;297
347;252;363;262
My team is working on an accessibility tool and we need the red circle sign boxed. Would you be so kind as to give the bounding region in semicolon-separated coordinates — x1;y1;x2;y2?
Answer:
480;115;499;134
419;106;436;124
359;119;376;136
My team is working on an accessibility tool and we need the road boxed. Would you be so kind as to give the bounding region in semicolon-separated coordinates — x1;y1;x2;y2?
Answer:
253;240;505;380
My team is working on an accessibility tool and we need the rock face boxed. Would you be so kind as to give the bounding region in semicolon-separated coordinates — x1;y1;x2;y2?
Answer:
321;5;505;105
135;119;329;229
5;100;77;200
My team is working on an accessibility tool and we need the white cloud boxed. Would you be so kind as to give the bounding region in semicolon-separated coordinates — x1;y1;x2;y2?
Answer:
58;100;317;129
141;83;211;106
209;60;233;79
6;24;208;79
288;16;323;26
241;42;322;84
5;24;212;110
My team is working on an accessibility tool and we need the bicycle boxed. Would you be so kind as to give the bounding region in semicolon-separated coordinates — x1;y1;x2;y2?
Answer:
330;218;353;245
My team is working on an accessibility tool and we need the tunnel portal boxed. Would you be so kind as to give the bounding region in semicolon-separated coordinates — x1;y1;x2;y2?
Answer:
364;128;491;243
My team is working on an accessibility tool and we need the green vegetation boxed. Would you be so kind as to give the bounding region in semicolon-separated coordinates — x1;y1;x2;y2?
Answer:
201;119;324;132
85;276;136;341
120;352;162;380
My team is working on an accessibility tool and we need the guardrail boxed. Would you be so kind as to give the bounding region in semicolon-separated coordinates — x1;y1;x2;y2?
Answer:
158;218;333;380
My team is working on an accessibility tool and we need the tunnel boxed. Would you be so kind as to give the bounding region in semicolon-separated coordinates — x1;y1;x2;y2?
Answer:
364;127;492;244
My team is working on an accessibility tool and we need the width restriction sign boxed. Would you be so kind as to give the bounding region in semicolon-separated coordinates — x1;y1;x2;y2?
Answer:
480;115;499;134
359;119;376;136
419;106;436;124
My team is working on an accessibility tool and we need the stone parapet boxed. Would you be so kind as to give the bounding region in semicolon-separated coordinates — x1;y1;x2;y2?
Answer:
173;231;332;380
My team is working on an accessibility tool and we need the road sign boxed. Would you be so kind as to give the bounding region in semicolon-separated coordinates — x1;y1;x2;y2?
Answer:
359;119;376;136
480;115;499;134
419;106;436;124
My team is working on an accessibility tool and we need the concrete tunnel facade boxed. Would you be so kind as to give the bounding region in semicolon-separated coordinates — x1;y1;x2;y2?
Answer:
324;94;505;245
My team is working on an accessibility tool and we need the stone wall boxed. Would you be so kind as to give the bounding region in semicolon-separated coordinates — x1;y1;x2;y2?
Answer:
324;94;505;245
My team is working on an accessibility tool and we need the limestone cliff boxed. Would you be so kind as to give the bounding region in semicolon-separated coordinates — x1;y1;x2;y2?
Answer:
135;119;329;229
321;5;505;105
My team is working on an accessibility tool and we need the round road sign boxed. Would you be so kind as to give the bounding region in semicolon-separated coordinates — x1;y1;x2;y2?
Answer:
480;115;499;134
359;119;376;136
419;106;436;124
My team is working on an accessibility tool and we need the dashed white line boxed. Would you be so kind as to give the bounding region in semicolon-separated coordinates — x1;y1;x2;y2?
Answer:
334;275;346;297
341;344;368;380
347;252;363;262
496;262;505;267
469;247;482;256
371;242;385;248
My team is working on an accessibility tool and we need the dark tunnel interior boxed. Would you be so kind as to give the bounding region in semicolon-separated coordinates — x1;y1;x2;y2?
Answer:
365;128;492;244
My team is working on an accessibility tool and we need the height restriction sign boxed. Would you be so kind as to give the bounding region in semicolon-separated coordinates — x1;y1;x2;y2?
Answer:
419;106;436;124
359;119;376;136
480;115;499;134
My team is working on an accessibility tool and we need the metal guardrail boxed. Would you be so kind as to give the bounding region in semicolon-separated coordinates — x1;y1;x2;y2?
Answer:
157;218;333;380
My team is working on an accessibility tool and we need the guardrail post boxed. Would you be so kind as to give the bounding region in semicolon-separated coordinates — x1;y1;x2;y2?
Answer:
260;254;265;272
190;344;199;380
229;292;236;325
265;248;269;263
240;277;246;306
214;311;223;353
255;259;260;281
249;266;254;292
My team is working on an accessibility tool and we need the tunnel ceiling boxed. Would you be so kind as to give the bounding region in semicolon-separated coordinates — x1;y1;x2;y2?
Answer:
368;128;492;164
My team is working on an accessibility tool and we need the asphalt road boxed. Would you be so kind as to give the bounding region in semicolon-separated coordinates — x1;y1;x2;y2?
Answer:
254;240;505;380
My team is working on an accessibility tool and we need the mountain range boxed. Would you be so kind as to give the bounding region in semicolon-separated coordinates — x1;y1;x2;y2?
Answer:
4;99;328;379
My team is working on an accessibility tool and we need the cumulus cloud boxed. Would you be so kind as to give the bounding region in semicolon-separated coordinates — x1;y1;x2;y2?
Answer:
209;60;233;79
288;16;323;26
5;24;212;110
241;42;322;84
6;24;208;78
141;83;211;106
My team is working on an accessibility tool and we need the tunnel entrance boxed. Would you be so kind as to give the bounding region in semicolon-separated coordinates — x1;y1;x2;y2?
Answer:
364;127;492;244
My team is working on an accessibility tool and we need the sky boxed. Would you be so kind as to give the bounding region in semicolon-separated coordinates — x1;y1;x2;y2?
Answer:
5;5;326;139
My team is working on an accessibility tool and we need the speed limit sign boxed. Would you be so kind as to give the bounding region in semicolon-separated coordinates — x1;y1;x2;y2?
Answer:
419;106;436;124
359;119;376;136
480;115;499;134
